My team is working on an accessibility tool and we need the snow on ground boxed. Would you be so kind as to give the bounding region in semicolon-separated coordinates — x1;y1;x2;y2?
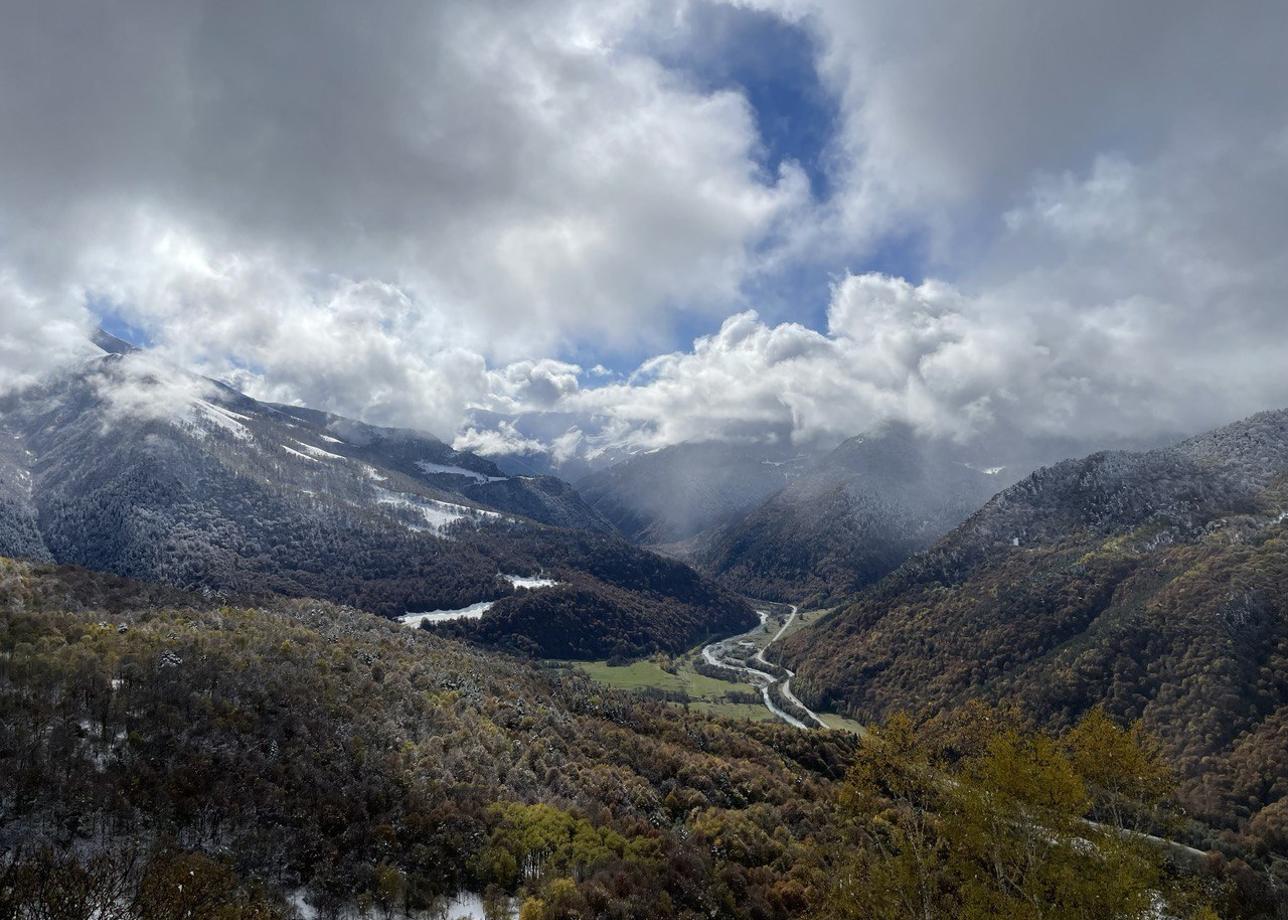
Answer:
291;439;344;461
361;464;388;482
291;888;514;919
415;460;505;483
398;600;495;627
281;444;319;462
375;488;503;532
178;400;255;441
318;434;344;444
396;575;557;629
503;574;560;589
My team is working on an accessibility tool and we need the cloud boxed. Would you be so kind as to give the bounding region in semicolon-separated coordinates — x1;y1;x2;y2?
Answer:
453;420;549;459
89;351;218;427
3;0;1288;467
0;274;95;393
0;0;806;421
493;0;1288;461
478;232;1288;462
759;0;1288;261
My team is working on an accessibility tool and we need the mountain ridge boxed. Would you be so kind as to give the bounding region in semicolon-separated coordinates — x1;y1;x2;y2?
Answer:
686;422;1009;605
783;407;1288;854
0;346;754;657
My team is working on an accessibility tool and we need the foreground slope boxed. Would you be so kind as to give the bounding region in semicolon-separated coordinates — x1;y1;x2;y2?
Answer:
0;558;853;918
785;409;1288;854
0;348;752;657
4;560;1271;917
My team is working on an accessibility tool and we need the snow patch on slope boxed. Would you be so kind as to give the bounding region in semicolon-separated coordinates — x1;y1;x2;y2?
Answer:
503;574;560;589
178;400;254;441
415;460;505;483
397;575;557;630
291;439;344;461
374;488;503;532
281;445;319;463
398;600;495;627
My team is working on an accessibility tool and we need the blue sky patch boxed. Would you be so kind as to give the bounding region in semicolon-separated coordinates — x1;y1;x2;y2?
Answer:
644;1;838;200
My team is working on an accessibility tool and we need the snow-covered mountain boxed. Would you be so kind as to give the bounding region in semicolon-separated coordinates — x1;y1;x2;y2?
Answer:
576;440;817;545
0;341;753;656
685;422;1010;605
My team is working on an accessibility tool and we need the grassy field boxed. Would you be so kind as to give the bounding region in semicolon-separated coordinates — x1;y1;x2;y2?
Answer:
559;606;862;730
819;712;868;735
571;657;746;698
564;651;765;718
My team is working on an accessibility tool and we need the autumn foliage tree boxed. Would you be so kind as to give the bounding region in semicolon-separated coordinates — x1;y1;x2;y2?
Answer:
816;708;1214;920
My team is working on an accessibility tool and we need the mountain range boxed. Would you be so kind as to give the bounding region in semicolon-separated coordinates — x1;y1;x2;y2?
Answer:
578;424;1018;606
2;335;1286;912
0;340;753;658
783;408;1288;855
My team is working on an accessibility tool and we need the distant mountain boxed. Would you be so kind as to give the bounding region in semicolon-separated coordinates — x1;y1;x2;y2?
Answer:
90;327;139;355
576;441;813;544
0;344;753;657
0;429;48;563
783;409;1288;853
684;423;1009;605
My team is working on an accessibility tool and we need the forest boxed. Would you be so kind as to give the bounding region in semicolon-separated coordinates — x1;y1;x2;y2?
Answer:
0;360;753;660
2;558;1280;918
784;414;1288;871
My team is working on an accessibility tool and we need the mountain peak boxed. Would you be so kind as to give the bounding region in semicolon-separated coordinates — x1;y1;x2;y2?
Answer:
90;327;139;356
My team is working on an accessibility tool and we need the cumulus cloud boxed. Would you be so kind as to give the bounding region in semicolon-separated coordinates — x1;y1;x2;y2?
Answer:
3;0;1288;466
501;0;1288;460
476;245;1288;461
0;0;805;423
470;275;1036;454
453;420;549;459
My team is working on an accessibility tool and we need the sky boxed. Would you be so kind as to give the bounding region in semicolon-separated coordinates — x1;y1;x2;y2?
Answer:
3;0;1288;466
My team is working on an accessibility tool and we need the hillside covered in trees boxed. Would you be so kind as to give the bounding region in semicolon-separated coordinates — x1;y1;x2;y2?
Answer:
0;349;753;658
0;559;1272;918
689;424;1004;606
0;558;850;918
784;409;1288;866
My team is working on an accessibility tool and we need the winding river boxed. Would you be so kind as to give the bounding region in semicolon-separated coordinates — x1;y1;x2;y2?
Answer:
700;605;827;729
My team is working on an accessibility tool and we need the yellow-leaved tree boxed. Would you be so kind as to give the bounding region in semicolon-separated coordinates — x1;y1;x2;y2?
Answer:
816;707;1215;920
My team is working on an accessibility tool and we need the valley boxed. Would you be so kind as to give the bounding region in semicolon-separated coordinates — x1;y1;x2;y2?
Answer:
567;604;843;730
1;339;1286;916
2;555;1271;918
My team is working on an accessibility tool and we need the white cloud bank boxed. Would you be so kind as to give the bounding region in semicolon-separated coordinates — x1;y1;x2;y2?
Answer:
3;0;1288;464
0;0;806;433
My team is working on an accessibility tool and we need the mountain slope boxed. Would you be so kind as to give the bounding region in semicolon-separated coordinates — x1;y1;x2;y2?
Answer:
691;423;1006;605
0;348;753;657
783;409;1288;853
0;557;854;918
576;441;808;544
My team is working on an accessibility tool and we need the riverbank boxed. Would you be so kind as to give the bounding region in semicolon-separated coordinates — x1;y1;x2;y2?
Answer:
560;604;860;732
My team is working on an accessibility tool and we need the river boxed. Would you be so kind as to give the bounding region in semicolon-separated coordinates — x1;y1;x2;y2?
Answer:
700;606;827;729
